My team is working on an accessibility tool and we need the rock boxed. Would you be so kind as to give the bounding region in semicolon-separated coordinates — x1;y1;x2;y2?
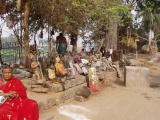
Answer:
74;95;86;102
40;113;55;120
12;69;21;74
79;63;84;68
10;63;20;68
75;76;86;85
64;88;76;100
60;77;66;82
43;81;52;88
71;79;77;87
76;86;91;99
16;69;32;78
81;67;88;75
64;80;71;90
22;79;38;85
25;85;41;90
23;84;32;91
48;83;63;92
32;88;49;93
13;74;26;79
97;72;104;80
73;64;83;74
69;61;76;76
103;71;117;83
38;102;46;113
37;78;46;84
66;76;72;80
124;66;150;87
114;61;123;78
46;98;56;109
55;92;66;105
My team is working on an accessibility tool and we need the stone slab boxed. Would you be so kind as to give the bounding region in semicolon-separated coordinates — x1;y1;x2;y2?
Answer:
124;66;150;87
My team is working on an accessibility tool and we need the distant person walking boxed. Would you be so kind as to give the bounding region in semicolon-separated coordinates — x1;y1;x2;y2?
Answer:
56;33;67;56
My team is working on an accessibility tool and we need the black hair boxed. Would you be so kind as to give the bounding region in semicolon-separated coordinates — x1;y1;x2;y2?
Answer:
59;33;63;36
1;64;12;72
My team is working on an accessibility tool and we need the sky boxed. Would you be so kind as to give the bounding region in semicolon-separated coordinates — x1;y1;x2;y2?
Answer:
1;22;83;48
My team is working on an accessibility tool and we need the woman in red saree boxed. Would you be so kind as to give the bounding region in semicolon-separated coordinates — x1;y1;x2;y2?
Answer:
0;65;39;120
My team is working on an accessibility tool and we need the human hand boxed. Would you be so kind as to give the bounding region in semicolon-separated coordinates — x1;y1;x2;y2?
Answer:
5;91;18;99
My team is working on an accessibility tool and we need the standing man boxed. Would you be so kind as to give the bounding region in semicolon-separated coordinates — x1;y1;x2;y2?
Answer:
56;33;67;56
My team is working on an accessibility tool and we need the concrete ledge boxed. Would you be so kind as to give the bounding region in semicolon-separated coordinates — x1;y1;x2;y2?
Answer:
124;66;150;87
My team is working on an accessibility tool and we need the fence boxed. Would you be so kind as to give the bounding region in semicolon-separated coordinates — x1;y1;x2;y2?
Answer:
1;41;20;65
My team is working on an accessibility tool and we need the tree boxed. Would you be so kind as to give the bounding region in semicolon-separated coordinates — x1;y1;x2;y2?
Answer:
136;0;160;45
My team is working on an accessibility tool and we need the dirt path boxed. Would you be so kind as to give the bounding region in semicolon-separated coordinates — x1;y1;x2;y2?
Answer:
41;53;160;120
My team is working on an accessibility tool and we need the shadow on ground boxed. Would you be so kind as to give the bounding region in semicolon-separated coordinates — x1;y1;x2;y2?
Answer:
149;75;160;90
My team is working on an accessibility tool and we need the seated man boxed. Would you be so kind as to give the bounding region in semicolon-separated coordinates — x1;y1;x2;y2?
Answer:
0;65;39;120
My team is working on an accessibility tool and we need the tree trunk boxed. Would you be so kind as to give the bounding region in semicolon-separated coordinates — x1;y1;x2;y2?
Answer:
23;0;30;68
48;26;51;56
148;29;154;45
70;33;78;52
106;0;122;51
20;11;23;65
107;18;118;50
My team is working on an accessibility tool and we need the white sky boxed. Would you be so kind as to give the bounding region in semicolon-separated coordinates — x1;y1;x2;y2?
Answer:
1;24;83;48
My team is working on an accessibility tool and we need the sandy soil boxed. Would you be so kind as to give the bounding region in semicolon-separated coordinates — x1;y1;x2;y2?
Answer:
41;53;160;120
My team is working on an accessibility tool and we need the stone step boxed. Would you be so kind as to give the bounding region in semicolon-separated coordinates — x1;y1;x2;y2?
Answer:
27;83;87;119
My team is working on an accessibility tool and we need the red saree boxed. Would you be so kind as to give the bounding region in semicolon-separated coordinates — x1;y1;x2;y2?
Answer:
0;77;39;120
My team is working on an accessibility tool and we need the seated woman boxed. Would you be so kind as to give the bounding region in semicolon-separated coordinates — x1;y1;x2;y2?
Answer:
0;65;39;120
79;48;86;59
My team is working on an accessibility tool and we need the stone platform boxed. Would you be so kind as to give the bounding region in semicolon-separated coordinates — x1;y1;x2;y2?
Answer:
26;80;87;120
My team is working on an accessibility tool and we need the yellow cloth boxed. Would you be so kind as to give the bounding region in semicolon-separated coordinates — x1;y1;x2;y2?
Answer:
55;62;66;76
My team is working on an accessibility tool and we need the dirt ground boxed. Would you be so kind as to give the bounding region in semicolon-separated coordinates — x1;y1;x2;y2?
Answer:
40;53;160;120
